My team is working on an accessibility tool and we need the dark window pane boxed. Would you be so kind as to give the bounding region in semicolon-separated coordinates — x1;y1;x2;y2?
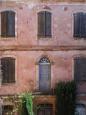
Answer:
1;57;15;83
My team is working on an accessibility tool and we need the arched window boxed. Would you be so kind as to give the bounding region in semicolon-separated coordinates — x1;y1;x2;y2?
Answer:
38;11;51;38
1;11;15;37
39;57;51;92
1;57;15;83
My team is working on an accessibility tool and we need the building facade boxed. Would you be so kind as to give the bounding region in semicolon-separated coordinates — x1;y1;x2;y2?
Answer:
0;0;86;115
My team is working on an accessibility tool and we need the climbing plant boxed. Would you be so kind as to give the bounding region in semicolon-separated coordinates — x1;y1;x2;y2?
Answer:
20;92;34;115
1;92;35;115
55;81;76;115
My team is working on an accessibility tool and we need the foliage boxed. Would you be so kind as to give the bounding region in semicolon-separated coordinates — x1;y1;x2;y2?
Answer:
20;93;34;115
55;81;76;115
2;93;34;115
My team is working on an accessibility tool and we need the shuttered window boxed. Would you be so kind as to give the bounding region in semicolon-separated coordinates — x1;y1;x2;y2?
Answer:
74;12;86;38
74;57;86;82
1;11;15;37
38;11;51;38
1;57;15;83
39;57;51;92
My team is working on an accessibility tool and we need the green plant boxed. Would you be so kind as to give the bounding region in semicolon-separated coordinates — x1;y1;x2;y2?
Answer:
55;81;76;115
20;93;34;115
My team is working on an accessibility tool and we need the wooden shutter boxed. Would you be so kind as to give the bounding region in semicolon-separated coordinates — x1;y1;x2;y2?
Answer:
80;13;84;38
83;13;86;38
74;57;86;82
1;58;8;83
74;13;83;38
45;12;51;37
8;58;15;82
38;12;45;37
1;11;7;37
1;57;15;83
7;11;15;37
74;12;86;38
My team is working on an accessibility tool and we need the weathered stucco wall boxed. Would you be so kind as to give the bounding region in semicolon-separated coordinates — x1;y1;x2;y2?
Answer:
0;2;85;98
0;2;86;47
0;50;86;95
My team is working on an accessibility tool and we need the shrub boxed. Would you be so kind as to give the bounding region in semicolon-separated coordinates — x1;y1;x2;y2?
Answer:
55;81;76;115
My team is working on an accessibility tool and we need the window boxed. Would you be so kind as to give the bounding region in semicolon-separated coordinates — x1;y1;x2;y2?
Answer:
1;57;15;83
74;57;86;82
37;104;53;115
39;57;51;92
38;11;51;38
74;57;86;81
1;11;15;37
74;12;86;38
74;57;86;94
2;105;13;115
75;104;86;115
